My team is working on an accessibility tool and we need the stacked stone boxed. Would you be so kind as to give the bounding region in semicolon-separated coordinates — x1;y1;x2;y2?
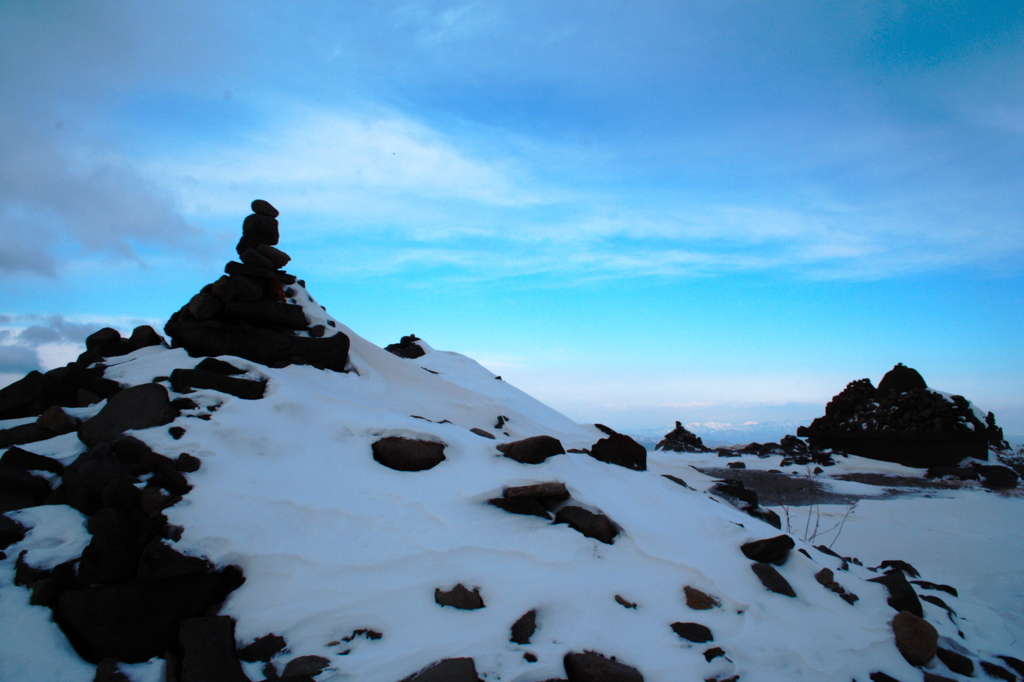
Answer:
801;364;1004;445
655;421;709;452
164;200;350;372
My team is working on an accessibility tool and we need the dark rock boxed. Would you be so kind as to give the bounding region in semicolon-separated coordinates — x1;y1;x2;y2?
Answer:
876;363;927;398
434;583;484;610
225;260;278;279
614;595;637;608
670;622;713;643
385;335;426;359
662;474;691;489
86;328;122;350
177;453;201;473
489;497;550;518
505;481;570;502
683;586;719;610
0;370;46;420
470;428;495;439
400;658;482;682
179;616;250;682
169;426;185;439
37;404;78;434
170;368;267;400
554;506;617;544
703;647;726;662
936;647;974;676
94;658;132;682
746;507;782;529
877;560;920;578
523;653;537;663
79;508;157;585
223;300;308;330
372;437;446;472
978;465;1018;489
997;656;1024;677
563;651;643;682
868;571;923;617
153;463;191;496
922;674;956;682
257;244;291;268
910;581;958;597
750;562;796;597
187;293;224;322
920;594;954;616
195;358;246;375
815;568;834;585
980;662;1017;681
511;610;537;644
283;655;330;677
655;421;708;452
15;549;51;585
139;487;175;517
0;422;56;449
0;515;27;549
497;436;566;464
58;567;243;663
740;535;795;565
100;478;142;511
0;462;51;502
868;674;901;682
240;246;275;270
128;325;165;350
727;462;745;469
1;446;64;474
211;275;264;303
238;633;288;663
137;538;212;582
892;610;937;666
588;432;647;471
251;199;279;218
710;481;758;508
78;383;178;448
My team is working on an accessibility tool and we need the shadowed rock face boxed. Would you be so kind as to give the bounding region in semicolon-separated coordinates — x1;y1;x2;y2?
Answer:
400;658;483;682
78;384;178;448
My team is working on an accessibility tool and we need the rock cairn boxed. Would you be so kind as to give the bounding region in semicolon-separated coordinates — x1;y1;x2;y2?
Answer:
656;421;709;452
797;364;1007;466
164;200;350;372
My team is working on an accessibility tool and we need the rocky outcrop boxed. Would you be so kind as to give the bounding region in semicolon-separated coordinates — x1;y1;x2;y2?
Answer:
165;200;350;373
588;425;646;471
386;334;427;359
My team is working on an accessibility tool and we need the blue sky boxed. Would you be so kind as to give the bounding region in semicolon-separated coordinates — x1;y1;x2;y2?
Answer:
2;1;1022;436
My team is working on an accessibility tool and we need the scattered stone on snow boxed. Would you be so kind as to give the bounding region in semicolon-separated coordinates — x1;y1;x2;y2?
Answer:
892;610;938;666
470;427;495;439
563;651;644;682
400;658;483;682
510;609;537;644
372;436;446;471
615;595;637;609
683;586;720;610
868;571;923;617
740;534;795;565
497;435;566;464
671;622;713;643
170;367;268;400
554;505;618;544
936;647;974;676
750;563;796;597
910;580;957;597
434;583;485;610
588;427;647;471
488;496;550;518
703;647;726;662
283;654;331;677
980;661;1018;681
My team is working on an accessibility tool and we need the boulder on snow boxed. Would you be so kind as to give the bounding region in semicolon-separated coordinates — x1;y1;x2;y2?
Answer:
489;496;550;518
554;506;618;544
434;583;484;610
179;616;250;682
1;445;63;474
511;609;537;644
740;535;795;565
283;655;331;677
868;571;923;617
372;437;446;471
750;562;796;597
400;658;483;682
0;422;56;449
170;368;267;400
683;586;720;611
497;435;566;464
37;404;78;434
670;622;713;643
385;334;427;359
892;610;938;666
78;384;178;448
563;651;644;682
588;430;647;471
936;647;974;676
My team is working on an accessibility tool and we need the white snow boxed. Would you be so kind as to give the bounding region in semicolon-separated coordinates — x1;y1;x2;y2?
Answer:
2;286;1023;682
